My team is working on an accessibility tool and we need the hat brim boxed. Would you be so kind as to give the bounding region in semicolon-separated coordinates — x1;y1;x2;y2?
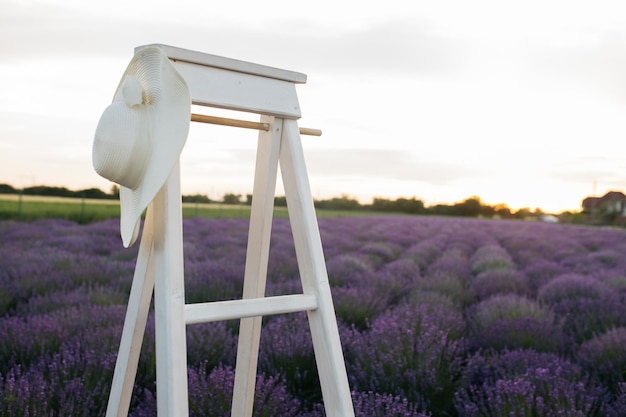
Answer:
113;47;191;247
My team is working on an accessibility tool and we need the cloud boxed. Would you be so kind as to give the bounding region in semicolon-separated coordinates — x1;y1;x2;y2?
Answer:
8;0;625;96
522;40;626;105
0;1;469;79
0;2;206;61
263;19;471;76
550;157;626;187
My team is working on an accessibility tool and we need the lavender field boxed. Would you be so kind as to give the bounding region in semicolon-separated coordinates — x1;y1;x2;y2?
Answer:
1;216;626;416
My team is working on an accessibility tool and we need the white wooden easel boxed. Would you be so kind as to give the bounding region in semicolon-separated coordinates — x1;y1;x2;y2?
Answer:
106;44;355;417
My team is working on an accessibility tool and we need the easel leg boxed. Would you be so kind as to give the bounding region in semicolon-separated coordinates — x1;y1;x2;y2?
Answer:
152;161;190;416
231;116;283;417
106;205;156;417
279;119;355;417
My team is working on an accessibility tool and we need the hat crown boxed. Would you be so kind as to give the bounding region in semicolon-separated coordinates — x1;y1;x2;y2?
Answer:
92;76;151;190
121;75;145;106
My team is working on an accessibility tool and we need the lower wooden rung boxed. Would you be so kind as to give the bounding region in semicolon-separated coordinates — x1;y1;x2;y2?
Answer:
184;294;318;325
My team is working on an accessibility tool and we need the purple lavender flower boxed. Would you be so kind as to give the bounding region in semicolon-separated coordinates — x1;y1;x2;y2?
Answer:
359;242;402;267
186;321;238;371
0;340;118;416
415;270;475;309
325;253;375;287
345;303;466;415
185;258;244;303
553;296;626;344
267;239;299;283
332;257;422;329
456;349;605;417
350;391;431;417
403;235;448;272
523;259;568;296
577;327;626;393
426;248;471;280
469;269;529;301
6;215;626;414
605;383;626;417
300;391;431;417
257;313;321;407
537;273;610;304
470;244;515;275
187;364;302;417
380;258;422;285
0;313;65;370
419;244;475;307
468;294;566;352
332;285;391;330
0;365;50;416
469;294;553;328
536;274;626;343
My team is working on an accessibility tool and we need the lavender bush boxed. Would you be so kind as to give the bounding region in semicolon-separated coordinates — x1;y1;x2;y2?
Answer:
537;273;610;304
344;303;466;415
522;259;568;296
467;294;567;353
605;383;626;417
577;327;626;394
350;391;431;417
257;313;321;407
470;244;515;275
187;365;303;417
469;269;529;301
2;216;626;415
416;271;473;309
455;349;605;416
536;273;626;343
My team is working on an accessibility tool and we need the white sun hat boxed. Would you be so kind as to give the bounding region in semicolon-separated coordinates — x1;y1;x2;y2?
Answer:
93;46;191;247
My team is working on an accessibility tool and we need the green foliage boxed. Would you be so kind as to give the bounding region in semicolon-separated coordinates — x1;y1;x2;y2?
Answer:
182;193;211;203
274;195;287;207
22;186;115;200
0;183;17;194
222;193;241;204
315;194;361;211
370;196;426;214
452;196;484;217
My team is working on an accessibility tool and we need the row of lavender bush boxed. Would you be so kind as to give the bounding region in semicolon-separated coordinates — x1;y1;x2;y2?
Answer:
1;216;626;416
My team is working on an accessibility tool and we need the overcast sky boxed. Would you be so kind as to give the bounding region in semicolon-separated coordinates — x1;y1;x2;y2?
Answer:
2;0;626;212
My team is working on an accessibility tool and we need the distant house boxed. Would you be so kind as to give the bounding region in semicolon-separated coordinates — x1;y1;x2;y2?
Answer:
582;191;626;225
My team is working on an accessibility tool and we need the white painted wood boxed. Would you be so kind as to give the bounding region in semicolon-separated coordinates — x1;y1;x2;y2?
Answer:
231;116;283;417
152;162;189;417
184;294;318;324
106;206;156;417
170;61;302;119
139;44;307;83
279;119;355;417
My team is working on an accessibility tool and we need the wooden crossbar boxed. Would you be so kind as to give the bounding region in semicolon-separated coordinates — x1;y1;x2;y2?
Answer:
191;113;322;136
184;294;318;324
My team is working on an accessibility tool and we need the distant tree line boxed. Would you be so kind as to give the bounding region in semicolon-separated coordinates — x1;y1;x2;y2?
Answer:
0;183;116;199
210;191;551;219
314;194;541;219
0;183;561;219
